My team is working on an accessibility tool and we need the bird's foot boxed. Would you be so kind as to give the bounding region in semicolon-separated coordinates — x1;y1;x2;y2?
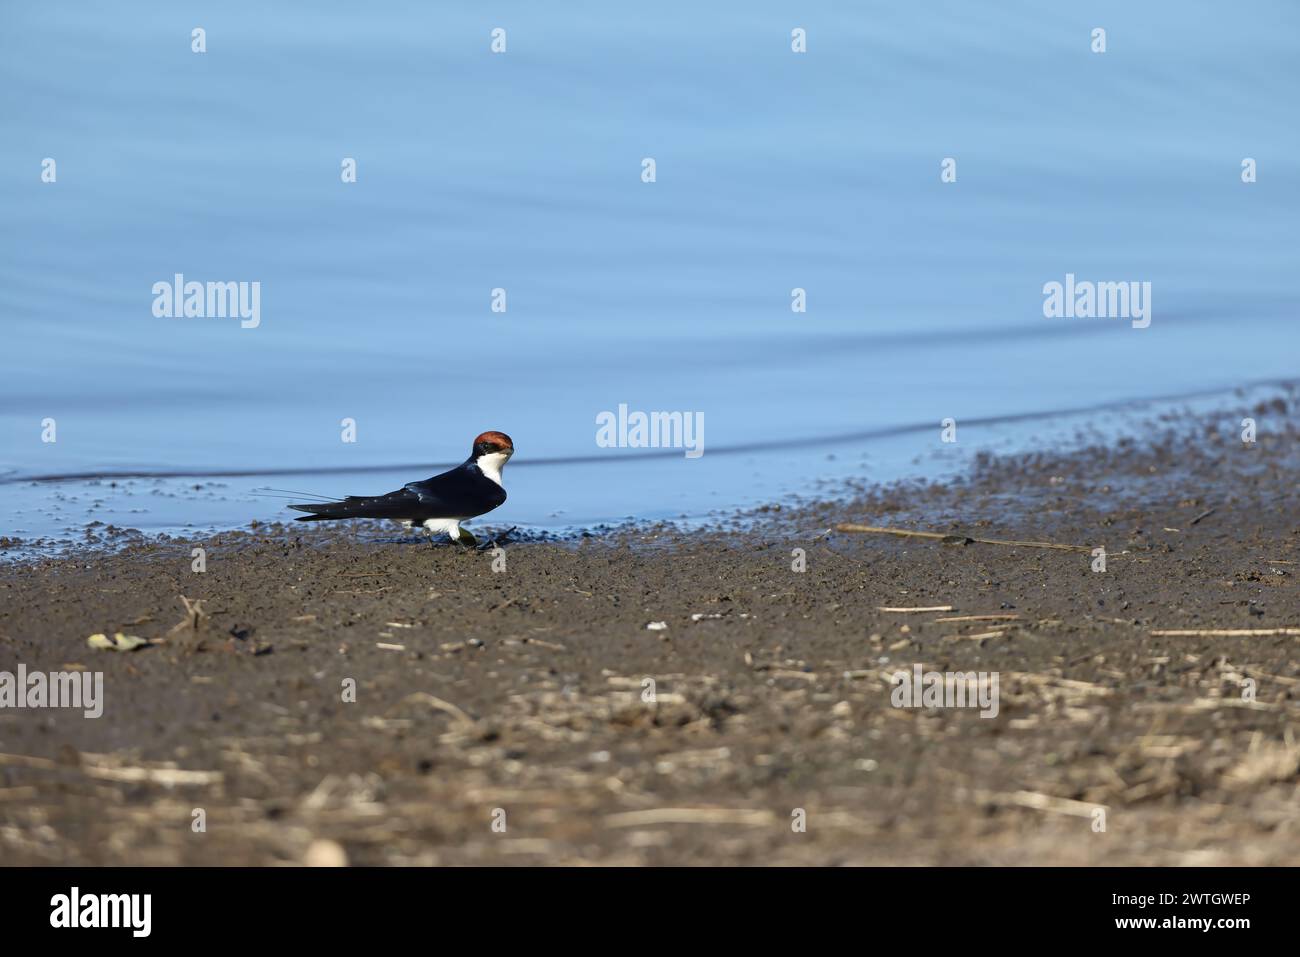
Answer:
476;526;518;551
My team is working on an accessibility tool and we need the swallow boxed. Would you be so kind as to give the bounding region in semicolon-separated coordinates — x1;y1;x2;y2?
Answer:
289;431;513;546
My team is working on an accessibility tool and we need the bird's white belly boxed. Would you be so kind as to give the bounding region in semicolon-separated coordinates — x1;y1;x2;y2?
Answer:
414;517;468;539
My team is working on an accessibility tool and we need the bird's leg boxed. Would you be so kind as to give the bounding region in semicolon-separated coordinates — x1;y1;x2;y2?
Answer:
453;525;478;548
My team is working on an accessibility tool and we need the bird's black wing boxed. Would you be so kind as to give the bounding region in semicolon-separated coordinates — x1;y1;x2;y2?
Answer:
289;461;504;522
403;463;505;517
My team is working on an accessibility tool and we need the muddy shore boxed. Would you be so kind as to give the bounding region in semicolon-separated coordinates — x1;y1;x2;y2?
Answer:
2;398;1298;865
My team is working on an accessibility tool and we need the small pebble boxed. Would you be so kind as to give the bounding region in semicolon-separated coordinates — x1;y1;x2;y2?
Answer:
303;839;348;867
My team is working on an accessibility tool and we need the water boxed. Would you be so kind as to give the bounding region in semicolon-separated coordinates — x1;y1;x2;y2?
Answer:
2;1;1297;547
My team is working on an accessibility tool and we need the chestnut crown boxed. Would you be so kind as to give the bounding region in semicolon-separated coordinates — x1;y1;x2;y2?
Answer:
472;431;513;457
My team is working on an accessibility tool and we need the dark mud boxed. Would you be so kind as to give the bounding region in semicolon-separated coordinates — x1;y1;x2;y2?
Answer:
1;399;1298;865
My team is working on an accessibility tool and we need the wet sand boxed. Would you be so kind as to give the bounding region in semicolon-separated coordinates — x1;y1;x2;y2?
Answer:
1;396;1298;865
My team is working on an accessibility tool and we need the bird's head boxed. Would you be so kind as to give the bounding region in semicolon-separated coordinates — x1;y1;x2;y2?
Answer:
472;430;514;462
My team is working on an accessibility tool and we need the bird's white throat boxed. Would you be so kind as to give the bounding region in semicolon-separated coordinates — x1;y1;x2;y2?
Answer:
476;451;510;487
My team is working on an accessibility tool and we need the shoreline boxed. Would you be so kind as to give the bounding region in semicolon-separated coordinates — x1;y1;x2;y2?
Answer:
1;399;1297;864
4;379;1297;561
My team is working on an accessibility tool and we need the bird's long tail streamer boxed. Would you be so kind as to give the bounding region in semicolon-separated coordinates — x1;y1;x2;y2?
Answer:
249;487;339;502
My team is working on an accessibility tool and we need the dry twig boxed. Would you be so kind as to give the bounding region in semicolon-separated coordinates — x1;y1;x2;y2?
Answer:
837;524;1092;552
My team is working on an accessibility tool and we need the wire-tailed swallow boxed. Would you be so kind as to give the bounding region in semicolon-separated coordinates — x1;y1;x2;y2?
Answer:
289;431;513;545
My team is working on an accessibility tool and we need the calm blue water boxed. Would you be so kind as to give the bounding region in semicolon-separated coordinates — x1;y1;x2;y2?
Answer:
2;2;1297;544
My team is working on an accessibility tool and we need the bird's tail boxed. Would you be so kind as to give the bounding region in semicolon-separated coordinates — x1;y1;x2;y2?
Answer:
289;499;370;522
288;495;408;522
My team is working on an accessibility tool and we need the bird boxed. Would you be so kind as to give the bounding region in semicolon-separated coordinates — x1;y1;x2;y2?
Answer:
288;431;513;546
